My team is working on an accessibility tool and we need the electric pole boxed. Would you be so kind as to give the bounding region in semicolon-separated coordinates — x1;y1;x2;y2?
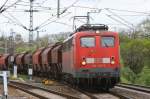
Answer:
29;0;34;45
57;0;60;18
8;29;15;54
5;38;7;54
36;31;39;48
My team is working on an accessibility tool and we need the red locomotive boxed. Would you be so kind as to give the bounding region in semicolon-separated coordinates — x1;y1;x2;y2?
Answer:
60;24;120;90
0;24;120;90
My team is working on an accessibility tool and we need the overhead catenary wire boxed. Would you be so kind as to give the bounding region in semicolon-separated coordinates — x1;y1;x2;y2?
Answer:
58;0;80;16
0;0;9;12
8;3;52;10
20;0;48;6
105;14;150;16
1;0;150;39
36;12;71;30
33;0;79;30
40;0;49;5
2;14;28;30
76;19;87;23
0;0;21;13
54;21;72;27
105;8;134;27
106;14;133;30
72;5;99;10
6;12;26;29
106;8;150;15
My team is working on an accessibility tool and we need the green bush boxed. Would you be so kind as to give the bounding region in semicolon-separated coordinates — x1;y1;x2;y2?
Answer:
120;35;150;86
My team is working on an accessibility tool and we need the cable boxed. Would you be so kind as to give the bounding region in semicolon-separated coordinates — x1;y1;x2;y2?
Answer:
34;14;58;30
76;19;87;23
59;0;80;15
1;0;21;13
7;3;52;10
54;21;72;27
6;12;26;28
40;0;49;5
105;9;134;27
2;14;28;30
20;0;48;5
33;0;79;30
72;5;99;9
106;14;133;29
36;12;71;30
106;8;150;15
106;14;150;16
0;0;9;12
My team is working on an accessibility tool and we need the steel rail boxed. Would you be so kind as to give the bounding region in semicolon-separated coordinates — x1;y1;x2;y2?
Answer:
120;83;150;89
9;83;49;99
77;88;131;99
109;91;131;99
9;80;147;99
63;82;130;99
117;83;150;93
9;81;80;99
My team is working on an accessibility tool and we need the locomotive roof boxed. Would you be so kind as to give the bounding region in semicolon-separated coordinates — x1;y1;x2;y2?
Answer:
63;30;118;43
75;24;108;32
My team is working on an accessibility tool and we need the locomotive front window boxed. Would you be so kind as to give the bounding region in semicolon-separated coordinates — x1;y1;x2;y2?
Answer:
80;37;95;47
101;37;114;47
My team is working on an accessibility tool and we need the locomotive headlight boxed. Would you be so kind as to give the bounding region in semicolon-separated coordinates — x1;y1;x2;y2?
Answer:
96;30;100;33
82;58;86;65
111;60;115;64
82;61;86;65
111;56;115;64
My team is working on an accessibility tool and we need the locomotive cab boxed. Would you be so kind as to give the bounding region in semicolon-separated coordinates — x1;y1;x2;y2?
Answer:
62;24;120;90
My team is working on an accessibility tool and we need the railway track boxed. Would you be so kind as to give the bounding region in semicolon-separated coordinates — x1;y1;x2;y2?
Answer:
117;83;150;94
69;83;150;99
110;83;150;99
9;81;81;99
8;80;130;99
9;79;150;99
118;83;150;93
62;82;130;99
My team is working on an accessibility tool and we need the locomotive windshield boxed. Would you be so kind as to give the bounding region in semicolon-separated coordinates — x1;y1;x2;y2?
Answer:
101;37;114;47
80;37;95;47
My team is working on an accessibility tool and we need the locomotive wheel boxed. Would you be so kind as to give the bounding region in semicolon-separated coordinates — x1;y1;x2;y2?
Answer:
69;76;75;86
102;79;110;91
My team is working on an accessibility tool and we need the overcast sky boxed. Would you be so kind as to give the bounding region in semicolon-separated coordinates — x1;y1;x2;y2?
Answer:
0;0;150;41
